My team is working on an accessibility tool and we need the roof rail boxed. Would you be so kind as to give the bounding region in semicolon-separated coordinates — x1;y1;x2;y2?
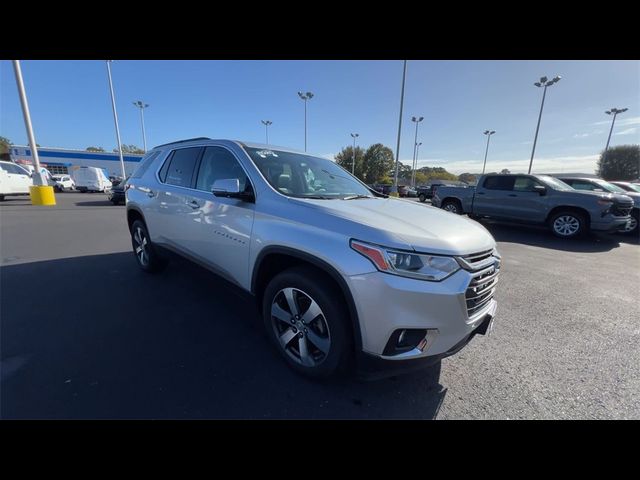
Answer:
152;137;211;150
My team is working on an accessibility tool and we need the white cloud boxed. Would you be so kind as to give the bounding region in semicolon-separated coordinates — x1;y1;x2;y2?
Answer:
428;154;600;175
614;127;638;136
593;116;640;127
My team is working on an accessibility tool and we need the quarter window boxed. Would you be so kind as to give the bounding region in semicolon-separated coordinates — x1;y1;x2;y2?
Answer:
161;147;201;187
195;147;248;192
131;150;161;179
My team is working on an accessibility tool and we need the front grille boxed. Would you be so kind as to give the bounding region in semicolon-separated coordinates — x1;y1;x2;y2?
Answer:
466;265;499;318
612;204;633;217
462;249;493;265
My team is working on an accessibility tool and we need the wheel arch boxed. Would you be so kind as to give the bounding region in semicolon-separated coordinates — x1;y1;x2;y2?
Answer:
251;246;363;352
126;206;146;233
546;205;591;228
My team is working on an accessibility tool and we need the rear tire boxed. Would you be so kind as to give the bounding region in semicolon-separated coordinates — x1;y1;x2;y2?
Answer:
442;199;462;215
130;219;168;273
418;193;426;203
549;210;587;238
262;266;352;379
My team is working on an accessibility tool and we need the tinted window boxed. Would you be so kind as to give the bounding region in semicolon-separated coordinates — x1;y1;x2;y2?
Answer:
513;176;541;192
483;176;515;191
131;150;161;179
162;147;201;187
195;147;248;192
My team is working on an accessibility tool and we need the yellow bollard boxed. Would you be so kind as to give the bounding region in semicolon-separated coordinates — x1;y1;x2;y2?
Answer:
29;185;56;206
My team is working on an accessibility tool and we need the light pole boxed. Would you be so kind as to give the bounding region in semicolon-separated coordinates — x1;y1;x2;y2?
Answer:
297;91;314;152
604;108;628;158
482;130;496;174
414;142;422;186
12;60;46;187
528;75;561;174
392;60;408;195
261;120;273;144
106;60;126;179
411;116;424;187
132;100;149;153
350;133;359;175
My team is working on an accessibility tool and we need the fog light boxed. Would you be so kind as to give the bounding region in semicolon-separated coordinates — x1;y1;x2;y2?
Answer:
383;328;428;355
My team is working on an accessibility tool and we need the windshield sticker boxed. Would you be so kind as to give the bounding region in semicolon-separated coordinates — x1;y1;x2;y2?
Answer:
256;150;278;158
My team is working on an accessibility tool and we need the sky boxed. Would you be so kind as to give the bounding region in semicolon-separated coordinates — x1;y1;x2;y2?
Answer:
1;60;638;175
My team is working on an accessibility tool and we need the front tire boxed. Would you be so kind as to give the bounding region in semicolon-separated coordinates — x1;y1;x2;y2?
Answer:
441;199;462;215
619;210;639;236
262;266;351;379
130;219;167;273
418;193;426;203
549;210;587;238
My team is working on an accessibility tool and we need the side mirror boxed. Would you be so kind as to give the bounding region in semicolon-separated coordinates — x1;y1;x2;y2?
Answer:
212;178;254;202
533;185;547;195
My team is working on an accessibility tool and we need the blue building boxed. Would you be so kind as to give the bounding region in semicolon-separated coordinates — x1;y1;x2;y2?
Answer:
10;145;144;177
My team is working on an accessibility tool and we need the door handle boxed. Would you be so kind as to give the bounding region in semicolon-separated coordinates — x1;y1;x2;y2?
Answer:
508;194;517;197
188;200;200;209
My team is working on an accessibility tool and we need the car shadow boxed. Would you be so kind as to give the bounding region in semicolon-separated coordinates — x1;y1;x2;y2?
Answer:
74;200;118;207
1;252;445;419
478;219;635;252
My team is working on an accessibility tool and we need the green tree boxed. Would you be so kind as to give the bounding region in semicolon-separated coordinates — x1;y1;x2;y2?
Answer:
363;143;395;183
86;146;105;152
458;173;477;184
596;145;640;180
0;136;12;161
114;144;145;154
335;146;366;180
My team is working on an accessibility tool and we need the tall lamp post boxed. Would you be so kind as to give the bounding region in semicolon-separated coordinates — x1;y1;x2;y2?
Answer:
413;142;422;186
392;60;407;195
132;100;150;153
603;108;628;158
350;133;359;175
106;60;127;179
482;130;496;174
297;91;314;152
411;116;424;187
261;120;273;144
528;75;561;174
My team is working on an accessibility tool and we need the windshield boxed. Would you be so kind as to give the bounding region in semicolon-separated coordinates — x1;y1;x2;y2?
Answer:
538;176;574;192
244;147;373;199
620;183;640;193
595;180;627;193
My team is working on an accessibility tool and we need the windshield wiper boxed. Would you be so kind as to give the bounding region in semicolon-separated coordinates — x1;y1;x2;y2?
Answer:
343;194;375;200
295;195;336;199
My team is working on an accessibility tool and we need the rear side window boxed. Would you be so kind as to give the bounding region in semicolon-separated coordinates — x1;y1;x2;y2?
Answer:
131;150;161;179
483;176;515;191
195;147;248;192
160;147;201;187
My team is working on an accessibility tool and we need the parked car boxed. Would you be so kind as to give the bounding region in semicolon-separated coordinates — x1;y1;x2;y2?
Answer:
405;187;418;198
432;174;633;238
369;184;392;195
110;175;124;187
0;160;33;201
72;166;113;193
108;178;127;205
52;174;75;192
555;177;639;235
126;139;500;379
609;181;640;193
417;183;456;202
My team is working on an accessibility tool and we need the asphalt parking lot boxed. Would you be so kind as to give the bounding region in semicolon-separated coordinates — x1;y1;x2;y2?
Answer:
1;193;639;419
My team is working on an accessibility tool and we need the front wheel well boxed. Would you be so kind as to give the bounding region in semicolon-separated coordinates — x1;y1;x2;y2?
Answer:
546;206;591;228
252;250;361;352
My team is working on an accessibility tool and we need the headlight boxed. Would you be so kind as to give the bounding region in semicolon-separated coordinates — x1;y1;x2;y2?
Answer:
350;239;460;281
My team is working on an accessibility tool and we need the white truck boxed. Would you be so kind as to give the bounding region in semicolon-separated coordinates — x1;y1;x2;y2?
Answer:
72;166;113;193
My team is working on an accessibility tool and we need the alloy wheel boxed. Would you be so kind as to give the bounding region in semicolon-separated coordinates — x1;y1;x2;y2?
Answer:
270;287;331;367
553;215;580;236
133;226;149;267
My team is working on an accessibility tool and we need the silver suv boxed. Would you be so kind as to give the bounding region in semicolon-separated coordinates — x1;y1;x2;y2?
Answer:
125;138;501;379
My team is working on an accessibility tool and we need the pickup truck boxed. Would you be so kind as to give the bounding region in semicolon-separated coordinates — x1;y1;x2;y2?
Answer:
432;173;634;238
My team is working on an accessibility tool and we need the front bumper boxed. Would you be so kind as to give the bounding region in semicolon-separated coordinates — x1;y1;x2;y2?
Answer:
355;312;494;380
591;215;631;232
347;265;498;361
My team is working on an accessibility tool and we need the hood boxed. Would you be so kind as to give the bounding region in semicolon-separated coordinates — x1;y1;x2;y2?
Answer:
567;190;635;206
292;197;496;256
